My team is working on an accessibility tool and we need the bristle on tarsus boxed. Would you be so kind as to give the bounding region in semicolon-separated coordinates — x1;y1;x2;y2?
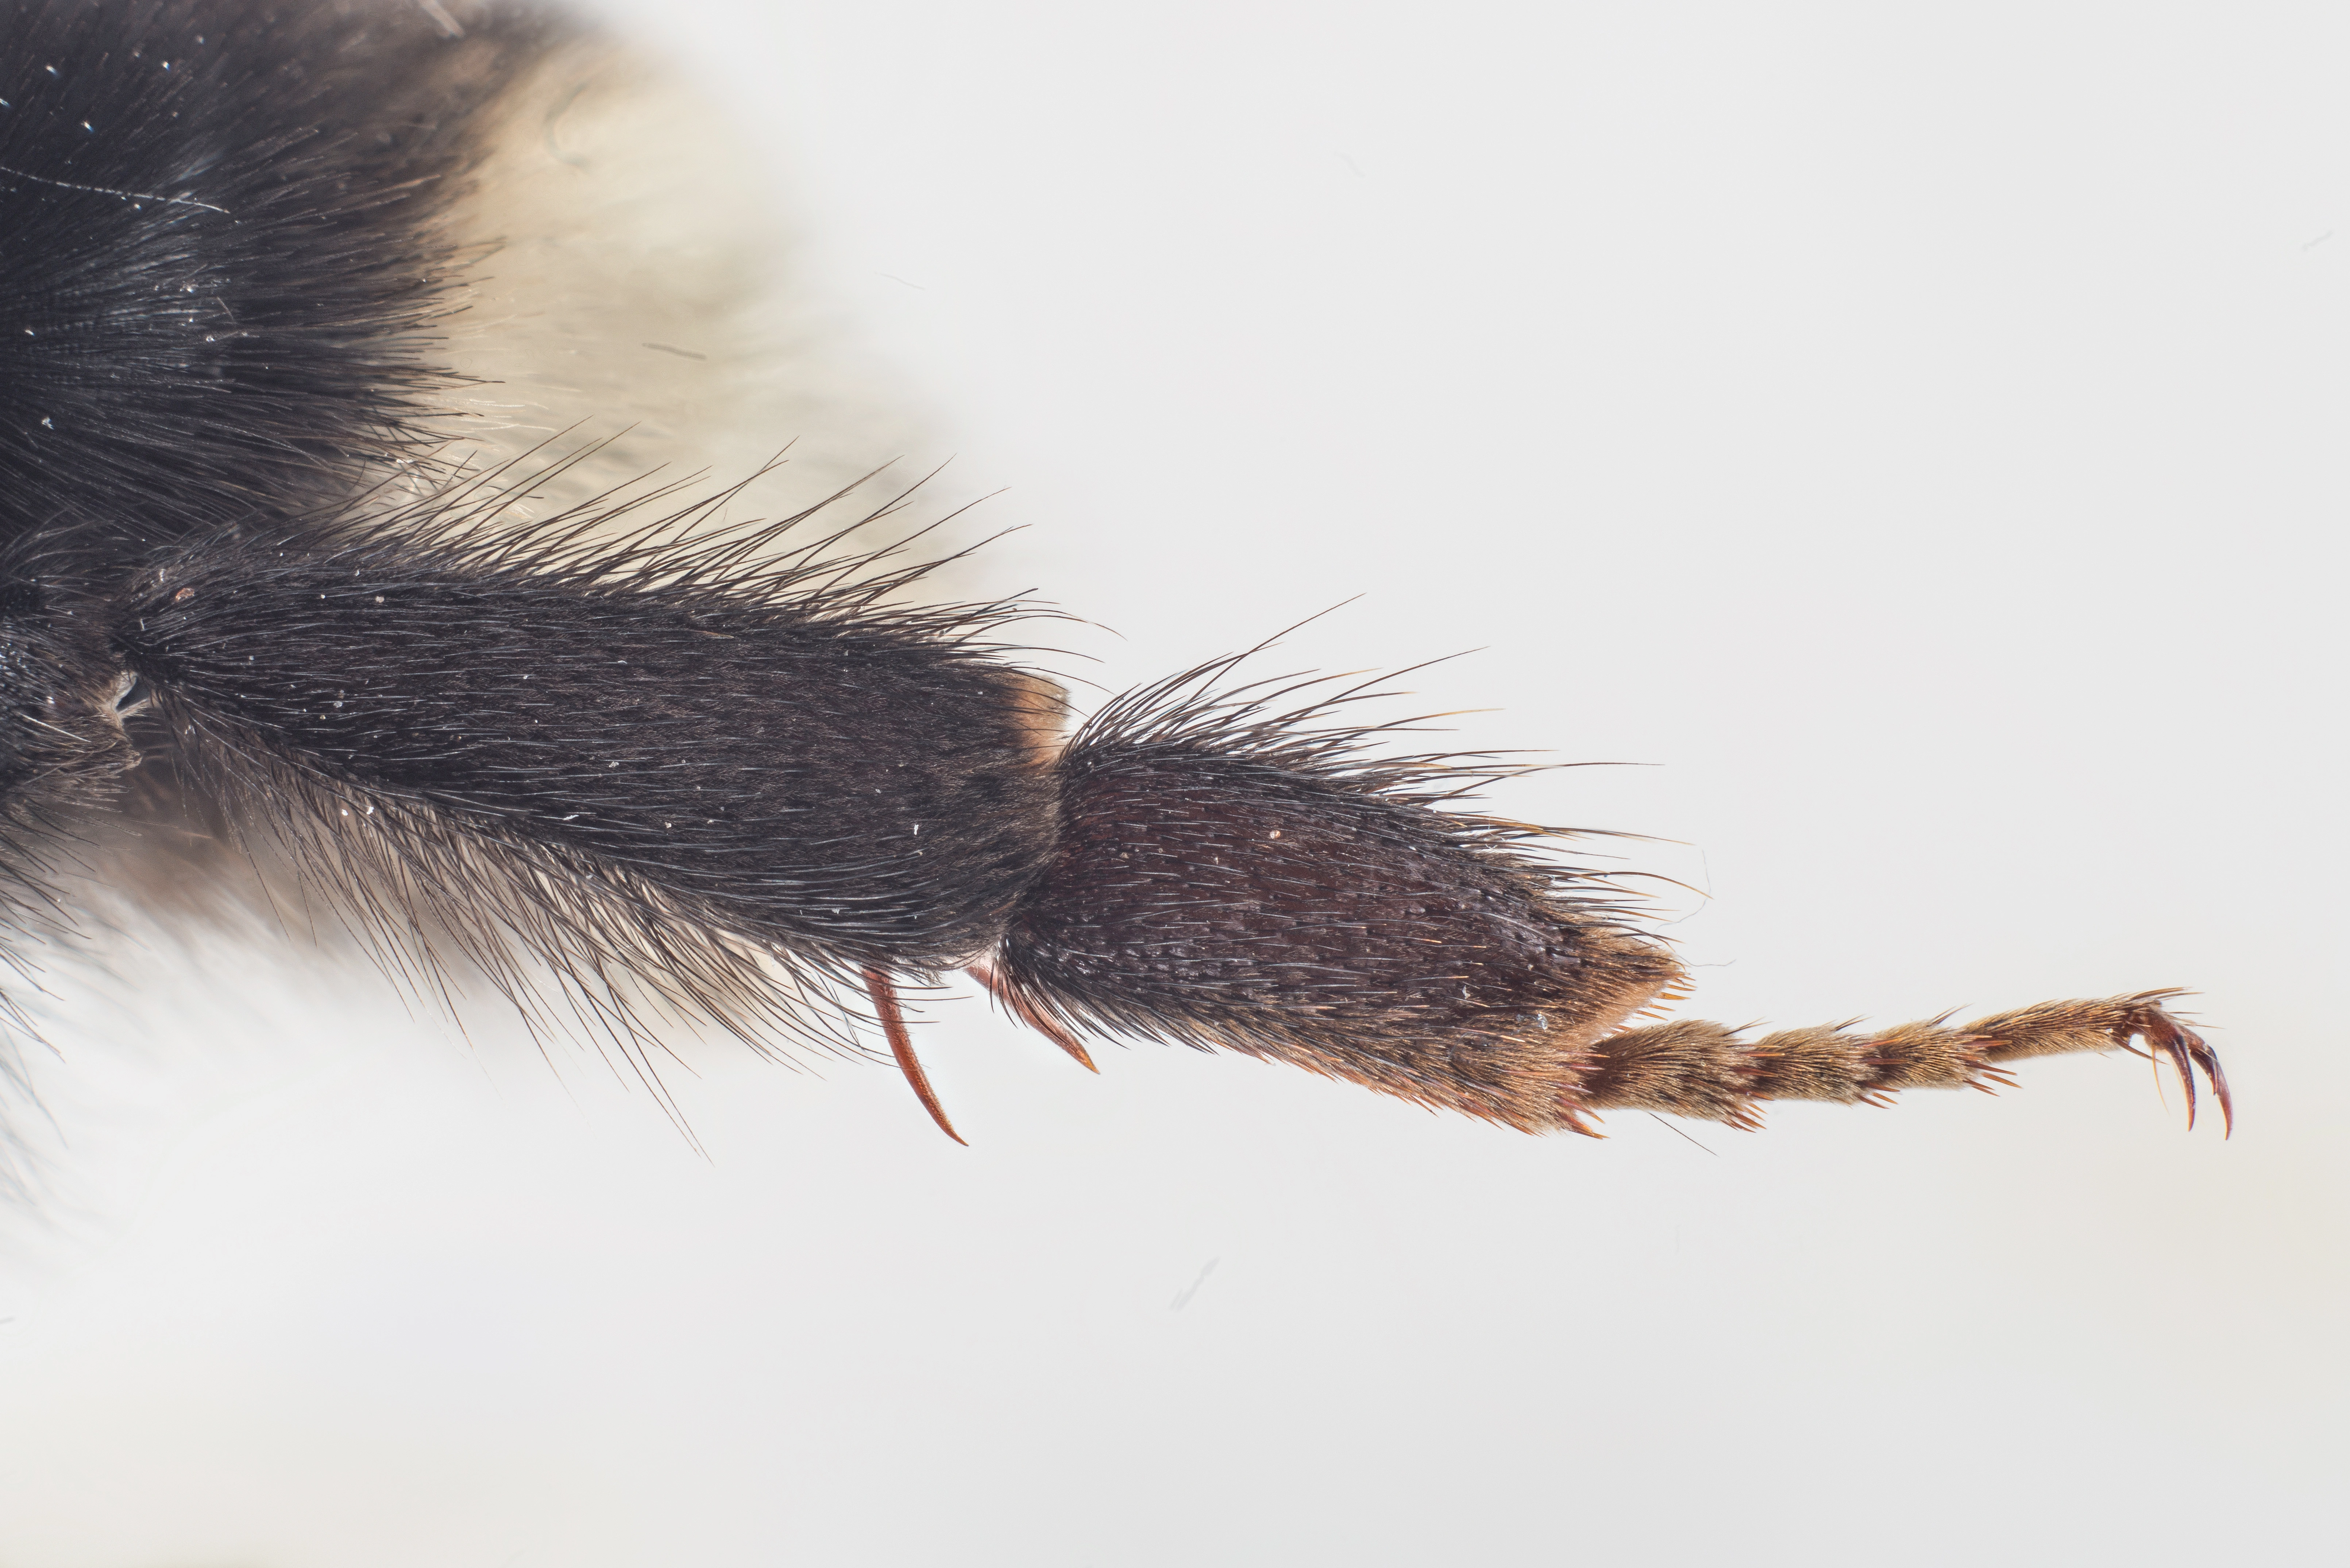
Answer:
1969;988;2231;1135
1576;990;2230;1136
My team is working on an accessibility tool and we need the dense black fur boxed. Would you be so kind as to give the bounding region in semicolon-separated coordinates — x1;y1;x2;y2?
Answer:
0;549;126;924
111;484;1061;974
5;462;1056;1095
0;0;560;558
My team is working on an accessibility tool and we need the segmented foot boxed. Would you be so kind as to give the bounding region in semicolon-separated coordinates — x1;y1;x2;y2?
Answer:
1574;990;2230;1134
1968;989;2231;1134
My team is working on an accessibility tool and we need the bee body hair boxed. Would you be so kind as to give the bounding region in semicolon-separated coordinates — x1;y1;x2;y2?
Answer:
0;0;2231;1166
1;0;566;555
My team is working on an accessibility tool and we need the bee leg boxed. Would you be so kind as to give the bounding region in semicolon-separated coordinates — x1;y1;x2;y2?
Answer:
1966;990;2230;1133
966;960;1097;1073
862;969;967;1146
1578;990;2228;1134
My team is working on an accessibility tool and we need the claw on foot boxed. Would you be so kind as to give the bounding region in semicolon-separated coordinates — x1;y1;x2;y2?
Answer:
1968;988;2231;1137
2122;991;2233;1136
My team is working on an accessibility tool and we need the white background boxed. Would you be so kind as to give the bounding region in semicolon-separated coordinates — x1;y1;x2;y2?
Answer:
3;3;2345;1564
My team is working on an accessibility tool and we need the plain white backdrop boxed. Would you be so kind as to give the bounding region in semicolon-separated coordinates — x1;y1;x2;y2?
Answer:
2;3;2345;1564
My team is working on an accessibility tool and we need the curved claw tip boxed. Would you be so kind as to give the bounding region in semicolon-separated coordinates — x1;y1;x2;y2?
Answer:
2128;994;2233;1138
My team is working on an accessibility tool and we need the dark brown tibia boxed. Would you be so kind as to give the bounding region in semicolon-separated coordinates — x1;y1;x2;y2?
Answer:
999;744;1682;1132
1579;991;2230;1133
